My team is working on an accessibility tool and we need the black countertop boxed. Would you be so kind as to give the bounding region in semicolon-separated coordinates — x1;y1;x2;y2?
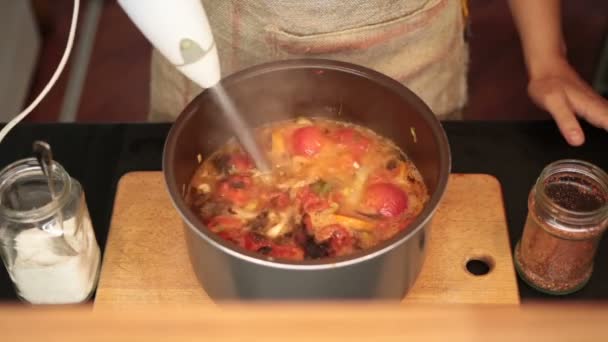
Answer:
0;121;606;302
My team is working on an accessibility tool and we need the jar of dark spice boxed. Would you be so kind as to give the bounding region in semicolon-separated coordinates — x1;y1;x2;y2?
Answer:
514;159;608;295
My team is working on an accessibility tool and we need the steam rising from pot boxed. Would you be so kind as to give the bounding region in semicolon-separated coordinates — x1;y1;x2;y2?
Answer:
209;85;271;172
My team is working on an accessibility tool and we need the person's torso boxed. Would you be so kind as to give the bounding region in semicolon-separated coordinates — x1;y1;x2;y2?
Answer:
202;0;463;70
149;1;469;121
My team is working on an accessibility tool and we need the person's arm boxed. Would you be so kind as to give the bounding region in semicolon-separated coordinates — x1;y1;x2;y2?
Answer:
508;0;608;146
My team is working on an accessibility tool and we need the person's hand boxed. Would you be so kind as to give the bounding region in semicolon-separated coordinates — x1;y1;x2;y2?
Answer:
527;58;608;146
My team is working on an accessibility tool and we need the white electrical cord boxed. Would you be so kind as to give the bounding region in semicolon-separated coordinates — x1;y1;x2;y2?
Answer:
0;0;80;144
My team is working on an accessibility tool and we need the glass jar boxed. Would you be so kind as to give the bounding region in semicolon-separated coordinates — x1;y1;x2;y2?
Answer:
514;159;608;295
0;158;101;304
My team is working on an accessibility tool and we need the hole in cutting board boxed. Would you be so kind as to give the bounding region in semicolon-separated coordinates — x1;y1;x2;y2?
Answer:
465;255;495;276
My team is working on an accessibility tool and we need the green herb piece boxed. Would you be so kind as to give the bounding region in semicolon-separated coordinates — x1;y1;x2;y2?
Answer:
311;179;332;196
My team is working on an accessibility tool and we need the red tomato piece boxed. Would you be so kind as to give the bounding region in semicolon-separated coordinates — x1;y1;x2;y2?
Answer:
216;175;254;206
297;186;330;213
243;233;271;252
230;152;253;172
363;183;409;218
291;126;326;156
269;243;305;261
318;224;354;256
269;191;290;210
304;199;329;213
207;215;244;231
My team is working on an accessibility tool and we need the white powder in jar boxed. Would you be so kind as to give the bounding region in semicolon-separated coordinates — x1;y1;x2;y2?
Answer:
8;213;101;304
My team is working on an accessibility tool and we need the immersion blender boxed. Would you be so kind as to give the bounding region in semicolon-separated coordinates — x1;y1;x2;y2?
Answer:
118;0;270;171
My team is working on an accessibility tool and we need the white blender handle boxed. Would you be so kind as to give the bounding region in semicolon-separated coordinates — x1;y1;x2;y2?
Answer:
117;0;221;89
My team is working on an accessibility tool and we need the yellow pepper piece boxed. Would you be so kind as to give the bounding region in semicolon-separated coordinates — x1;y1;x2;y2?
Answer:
331;214;375;231
271;130;286;155
244;201;258;211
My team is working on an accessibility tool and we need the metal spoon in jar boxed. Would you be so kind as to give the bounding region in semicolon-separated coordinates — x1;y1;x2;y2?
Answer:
32;140;63;236
32;141;78;255
33;141;58;200
33;141;62;237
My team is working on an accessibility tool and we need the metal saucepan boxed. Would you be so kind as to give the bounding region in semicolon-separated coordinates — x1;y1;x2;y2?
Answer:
163;59;451;300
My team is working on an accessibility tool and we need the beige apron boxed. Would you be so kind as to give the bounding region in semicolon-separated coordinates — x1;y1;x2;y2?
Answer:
149;0;469;122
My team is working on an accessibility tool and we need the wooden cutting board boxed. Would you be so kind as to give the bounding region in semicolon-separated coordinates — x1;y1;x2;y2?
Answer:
94;172;519;308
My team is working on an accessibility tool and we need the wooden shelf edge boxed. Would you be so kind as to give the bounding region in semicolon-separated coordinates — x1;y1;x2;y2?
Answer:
1;302;607;341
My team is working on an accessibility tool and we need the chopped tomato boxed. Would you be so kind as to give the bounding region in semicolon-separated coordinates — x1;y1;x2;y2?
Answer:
363;183;408;218
268;191;290;210
331;128;370;159
229;152;253;172
297;186;330;213
207;215;244;231
303;197;329;213
216;175;254;206
259;191;290;210
291;126;326;156
317;224;354;256
269;243;305;261
243;233;304;261
243;233;272;252
209;217;246;245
